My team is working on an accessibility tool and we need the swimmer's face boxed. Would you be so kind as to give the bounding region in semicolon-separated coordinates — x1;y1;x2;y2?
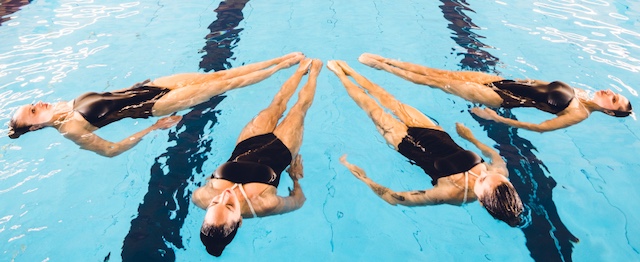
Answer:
14;102;55;127
204;188;243;227
473;171;509;199
593;89;630;112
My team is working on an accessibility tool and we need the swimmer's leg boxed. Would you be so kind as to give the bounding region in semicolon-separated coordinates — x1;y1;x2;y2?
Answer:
357;55;502;107
360;53;503;83
212;52;303;81
327;60;407;149
335;61;442;131
234;58;313;145
149;52;304;89
151;55;304;116
273;59;322;156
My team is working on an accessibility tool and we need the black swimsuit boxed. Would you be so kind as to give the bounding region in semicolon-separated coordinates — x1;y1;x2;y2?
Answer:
397;127;484;185
213;133;292;187
73;80;170;128
486;80;575;114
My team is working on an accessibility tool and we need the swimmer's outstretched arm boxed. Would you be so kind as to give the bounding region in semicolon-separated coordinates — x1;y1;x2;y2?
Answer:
471;107;587;133
455;123;507;177
340;155;453;206
264;155;306;216
61;115;181;157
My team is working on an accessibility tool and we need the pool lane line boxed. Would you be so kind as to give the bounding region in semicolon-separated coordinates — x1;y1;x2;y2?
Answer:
119;0;250;261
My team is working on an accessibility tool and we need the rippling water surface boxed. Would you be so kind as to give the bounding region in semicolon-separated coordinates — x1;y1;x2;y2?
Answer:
0;0;639;261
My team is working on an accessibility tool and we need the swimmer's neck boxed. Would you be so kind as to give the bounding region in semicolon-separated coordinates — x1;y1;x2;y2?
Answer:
573;88;590;100
55;101;74;113
572;89;602;113
48;101;75;125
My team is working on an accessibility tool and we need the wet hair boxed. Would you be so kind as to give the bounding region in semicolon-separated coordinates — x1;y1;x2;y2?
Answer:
7;117;31;139
478;183;523;227
200;220;241;257
607;101;633;118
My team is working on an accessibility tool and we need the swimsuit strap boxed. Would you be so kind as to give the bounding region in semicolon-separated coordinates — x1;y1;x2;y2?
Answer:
462;169;480;204
463;170;481;204
463;172;469;204
237;183;258;218
206;183;239;206
207;182;257;218
449;169;481;204
468;170;480;178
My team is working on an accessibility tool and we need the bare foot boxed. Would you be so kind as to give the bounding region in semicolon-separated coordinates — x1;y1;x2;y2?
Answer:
335;60;355;76
296;58;313;74
285;51;303;57
326;60;344;75
309;59;323;76
360;53;385;61
358;54;385;70
279;53;305;69
282;52;304;61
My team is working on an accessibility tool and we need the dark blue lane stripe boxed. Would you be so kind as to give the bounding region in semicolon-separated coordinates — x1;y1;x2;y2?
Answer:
439;0;499;73
438;1;578;261
119;1;250;261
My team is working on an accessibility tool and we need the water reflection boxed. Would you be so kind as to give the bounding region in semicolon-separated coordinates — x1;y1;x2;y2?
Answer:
0;1;151;259
0;0;32;25
199;0;250;72
530;0;639;84
0;1;140;132
440;0;499;73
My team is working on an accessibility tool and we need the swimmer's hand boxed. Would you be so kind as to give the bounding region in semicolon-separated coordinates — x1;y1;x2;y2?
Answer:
470;107;498;121
287;154;304;181
286;155;305;203
455;122;475;140
339;155;368;180
153;115;182;130
340;154;400;206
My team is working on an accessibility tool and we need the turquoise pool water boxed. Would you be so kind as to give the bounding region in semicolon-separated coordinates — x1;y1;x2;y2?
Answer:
1;0;639;261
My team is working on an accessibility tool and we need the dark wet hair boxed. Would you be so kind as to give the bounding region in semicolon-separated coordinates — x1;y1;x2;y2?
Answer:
7;118;31;139
478;183;523;227
200;220;241;257
607;101;633;118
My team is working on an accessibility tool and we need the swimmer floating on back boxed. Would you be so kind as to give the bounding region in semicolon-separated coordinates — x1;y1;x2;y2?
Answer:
191;58;322;256
359;53;633;133
327;60;523;227
7;52;304;157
